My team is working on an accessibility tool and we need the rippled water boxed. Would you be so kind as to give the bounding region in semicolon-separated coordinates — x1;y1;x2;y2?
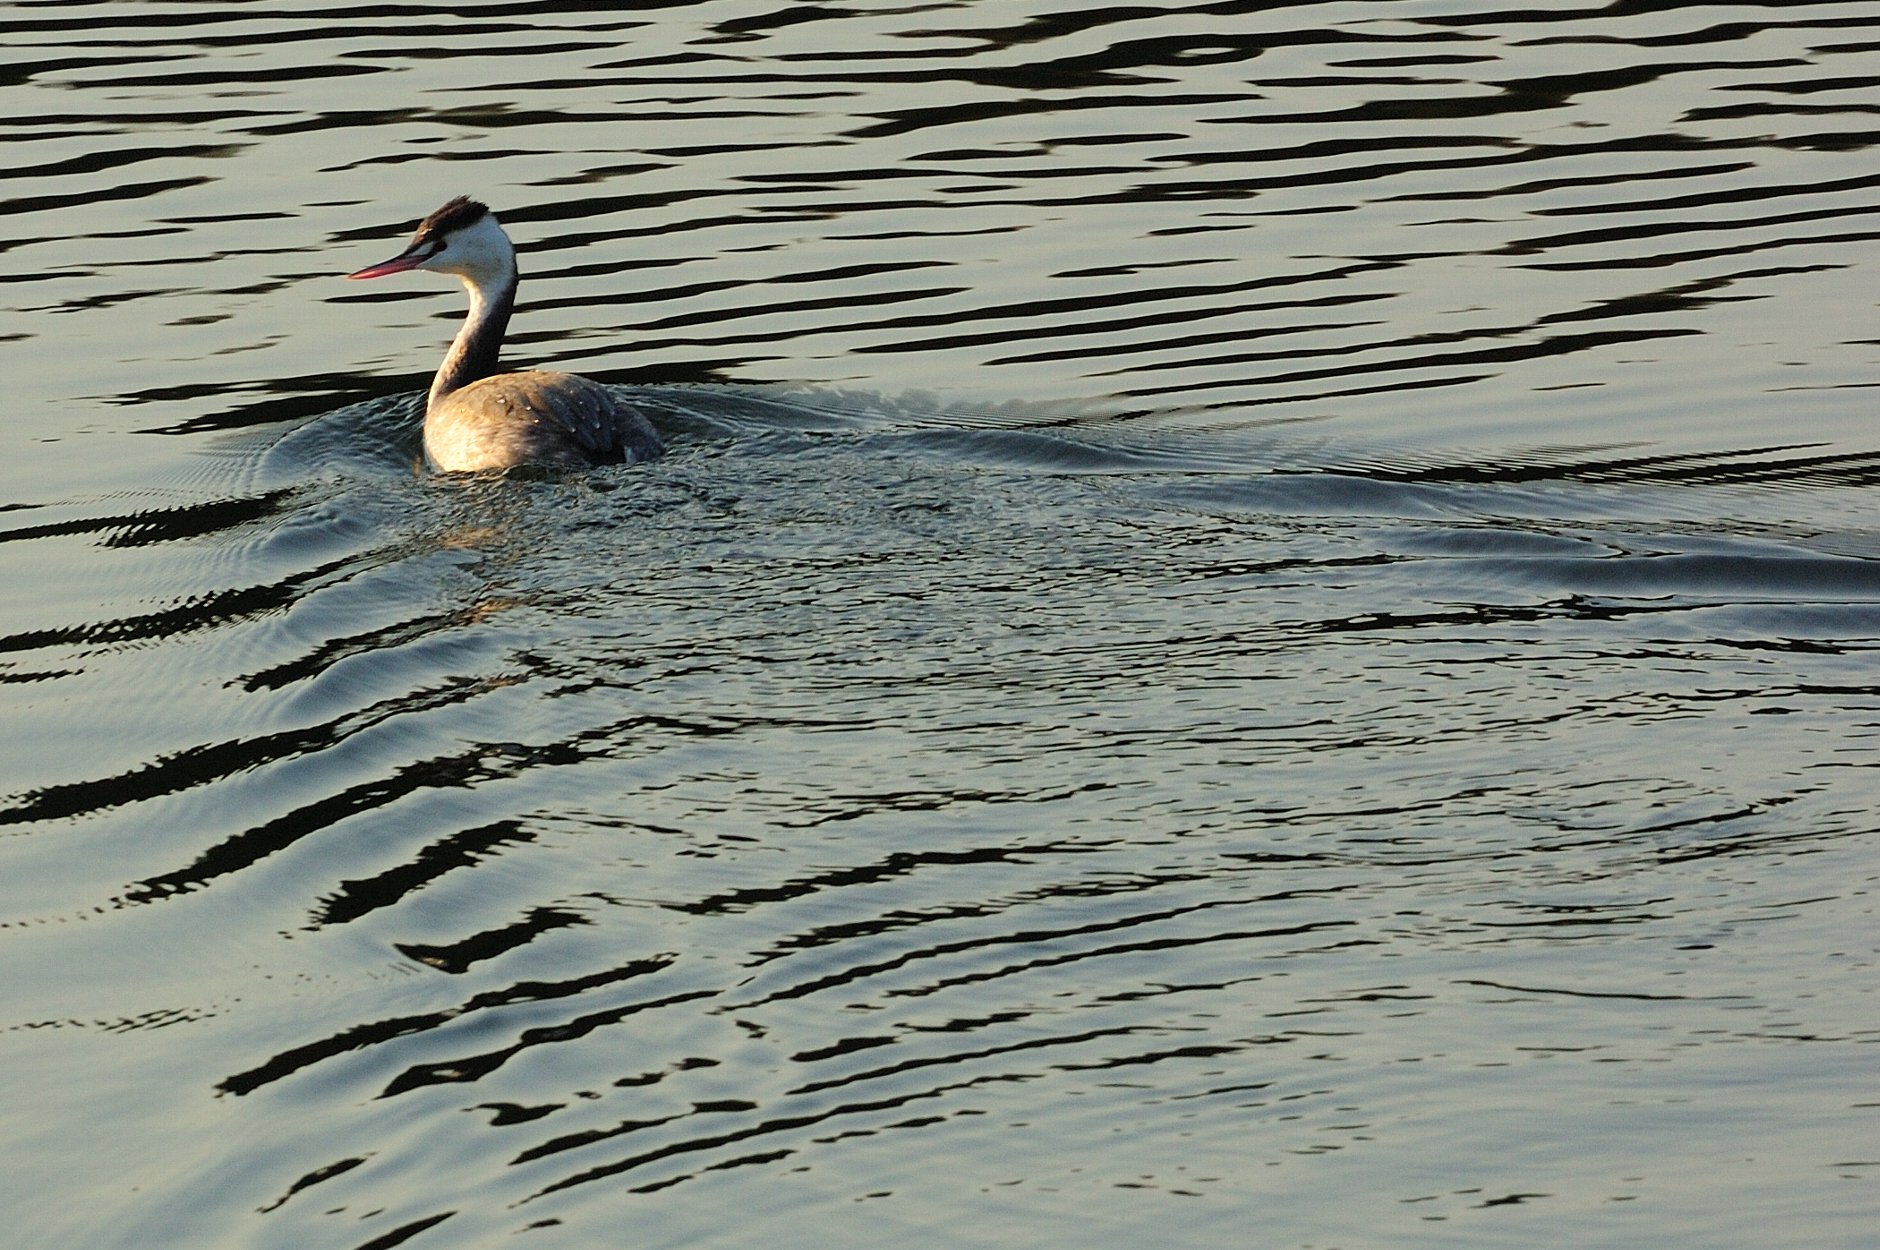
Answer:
3;4;1877;1249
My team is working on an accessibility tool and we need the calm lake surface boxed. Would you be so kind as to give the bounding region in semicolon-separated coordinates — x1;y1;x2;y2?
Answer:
2;3;1876;1248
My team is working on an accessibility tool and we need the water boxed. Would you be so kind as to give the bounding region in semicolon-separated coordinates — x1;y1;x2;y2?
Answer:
2;4;1876;1248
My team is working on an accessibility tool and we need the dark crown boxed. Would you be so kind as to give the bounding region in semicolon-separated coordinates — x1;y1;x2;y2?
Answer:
416;196;492;242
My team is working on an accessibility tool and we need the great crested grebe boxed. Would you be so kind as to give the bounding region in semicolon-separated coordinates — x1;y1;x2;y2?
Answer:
347;197;662;472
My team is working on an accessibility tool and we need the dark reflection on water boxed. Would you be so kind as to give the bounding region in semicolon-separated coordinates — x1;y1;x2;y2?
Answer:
3;3;1879;1250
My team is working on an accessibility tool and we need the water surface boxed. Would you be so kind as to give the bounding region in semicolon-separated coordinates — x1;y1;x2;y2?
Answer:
1;4;1876;1249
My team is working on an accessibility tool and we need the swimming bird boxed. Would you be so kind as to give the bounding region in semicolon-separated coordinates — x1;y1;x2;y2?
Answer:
347;197;662;472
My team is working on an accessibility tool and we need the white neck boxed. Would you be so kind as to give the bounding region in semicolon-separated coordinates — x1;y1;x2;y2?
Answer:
428;259;518;413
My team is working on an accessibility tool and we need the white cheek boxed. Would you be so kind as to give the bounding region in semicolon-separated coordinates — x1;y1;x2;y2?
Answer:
429;226;511;280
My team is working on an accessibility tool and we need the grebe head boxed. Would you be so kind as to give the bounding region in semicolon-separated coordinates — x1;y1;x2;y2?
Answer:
347;197;514;286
